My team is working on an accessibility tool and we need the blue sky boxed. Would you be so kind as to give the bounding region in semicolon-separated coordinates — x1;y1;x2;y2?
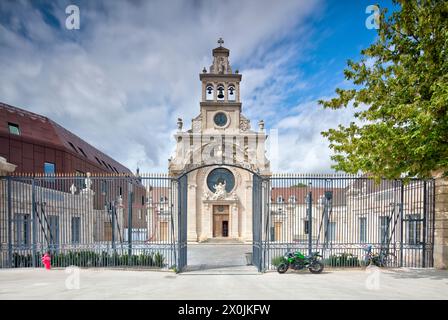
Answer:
0;0;396;173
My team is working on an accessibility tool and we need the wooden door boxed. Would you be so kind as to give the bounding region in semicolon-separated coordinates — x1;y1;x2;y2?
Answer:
274;222;282;241
213;205;229;237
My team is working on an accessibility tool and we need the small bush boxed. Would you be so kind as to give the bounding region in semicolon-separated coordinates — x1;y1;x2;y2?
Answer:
271;256;285;267
326;253;360;267
10;250;165;268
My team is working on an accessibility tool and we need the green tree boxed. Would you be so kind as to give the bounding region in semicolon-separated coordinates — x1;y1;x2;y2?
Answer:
319;1;448;179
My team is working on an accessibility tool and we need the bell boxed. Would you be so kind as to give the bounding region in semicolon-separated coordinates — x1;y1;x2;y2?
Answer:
207;86;213;95
229;88;234;95
217;89;224;99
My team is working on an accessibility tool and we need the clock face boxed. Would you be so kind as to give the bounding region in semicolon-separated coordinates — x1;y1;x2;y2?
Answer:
214;112;228;127
207;168;235;193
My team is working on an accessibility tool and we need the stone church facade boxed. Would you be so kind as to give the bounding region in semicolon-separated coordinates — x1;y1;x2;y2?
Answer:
169;39;271;242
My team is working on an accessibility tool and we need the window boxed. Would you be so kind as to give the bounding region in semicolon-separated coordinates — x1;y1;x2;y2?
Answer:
71;217;80;244
160;196;167;203
95;157;102;166
8;123;20;135
327;222;336;241
277;196;284;203
359;217;367;243
78;147;87;158
68;142;78;153
379;216;390;244
141;196;145;206
15;214;30;247
407;214;422;245
289;196;297;203
159;207;164;215
44;162;55;174
304;219;309;235
48;215;59;249
138;209;142;220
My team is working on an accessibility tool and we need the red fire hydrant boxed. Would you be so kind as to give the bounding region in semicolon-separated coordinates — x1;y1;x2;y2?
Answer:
42;252;51;270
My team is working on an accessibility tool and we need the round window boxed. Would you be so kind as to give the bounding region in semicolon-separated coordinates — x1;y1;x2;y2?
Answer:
213;112;228;127
207;168;235;193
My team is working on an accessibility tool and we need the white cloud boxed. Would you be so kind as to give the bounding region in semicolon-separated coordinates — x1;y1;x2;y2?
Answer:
273;99;361;173
0;0;327;173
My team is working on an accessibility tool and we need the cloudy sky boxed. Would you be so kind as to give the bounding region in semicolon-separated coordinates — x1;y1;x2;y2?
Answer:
0;0;393;173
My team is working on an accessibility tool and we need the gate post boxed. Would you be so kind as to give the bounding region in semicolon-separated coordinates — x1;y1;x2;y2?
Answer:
7;177;12;267
307;191;312;256
31;178;37;267
127;181;133;264
433;170;448;269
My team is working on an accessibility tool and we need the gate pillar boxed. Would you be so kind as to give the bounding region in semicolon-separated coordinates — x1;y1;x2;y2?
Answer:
433;170;448;269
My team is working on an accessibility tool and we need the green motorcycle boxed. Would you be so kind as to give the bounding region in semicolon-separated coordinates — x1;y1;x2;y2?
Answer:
277;251;324;274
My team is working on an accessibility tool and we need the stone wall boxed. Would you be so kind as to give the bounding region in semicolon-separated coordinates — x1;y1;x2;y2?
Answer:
434;170;448;269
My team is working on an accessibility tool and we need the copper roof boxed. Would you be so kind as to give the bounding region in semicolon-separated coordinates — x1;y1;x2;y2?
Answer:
0;102;132;174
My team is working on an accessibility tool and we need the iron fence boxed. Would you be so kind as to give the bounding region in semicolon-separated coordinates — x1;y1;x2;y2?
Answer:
0;173;178;269
0;172;435;272
262;174;435;271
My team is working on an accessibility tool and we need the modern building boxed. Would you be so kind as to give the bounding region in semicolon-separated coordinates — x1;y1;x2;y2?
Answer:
0;102;131;175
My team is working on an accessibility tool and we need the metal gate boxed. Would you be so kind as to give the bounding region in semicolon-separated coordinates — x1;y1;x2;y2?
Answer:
252;174;263;272
263;175;435;270
177;174;188;272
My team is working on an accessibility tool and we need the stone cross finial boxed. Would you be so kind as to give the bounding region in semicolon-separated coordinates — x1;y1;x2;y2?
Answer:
217;37;224;47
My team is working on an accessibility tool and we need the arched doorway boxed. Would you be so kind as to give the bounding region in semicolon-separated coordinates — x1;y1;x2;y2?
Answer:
175;164;267;273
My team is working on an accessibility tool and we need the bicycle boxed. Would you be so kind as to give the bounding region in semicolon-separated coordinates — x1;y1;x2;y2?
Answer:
362;244;397;268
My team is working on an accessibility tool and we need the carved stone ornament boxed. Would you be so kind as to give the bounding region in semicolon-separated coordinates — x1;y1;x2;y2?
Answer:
240;118;250;131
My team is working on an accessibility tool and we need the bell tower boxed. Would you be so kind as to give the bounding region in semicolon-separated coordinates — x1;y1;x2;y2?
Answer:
199;38;242;133
169;38;271;242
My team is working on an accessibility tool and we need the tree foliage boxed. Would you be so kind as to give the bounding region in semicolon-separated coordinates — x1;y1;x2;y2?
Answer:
319;0;448;179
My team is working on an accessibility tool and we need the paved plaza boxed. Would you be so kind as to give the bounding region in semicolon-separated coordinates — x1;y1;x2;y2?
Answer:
0;244;447;300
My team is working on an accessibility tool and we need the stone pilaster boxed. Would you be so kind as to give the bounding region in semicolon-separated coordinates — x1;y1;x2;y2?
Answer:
230;203;239;238
187;183;198;241
433;170;448;269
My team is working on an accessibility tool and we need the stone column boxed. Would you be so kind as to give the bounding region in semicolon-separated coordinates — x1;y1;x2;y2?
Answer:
200;202;211;241
187;184;198;241
230;203;238;238
433;170;448;269
244;180;253;242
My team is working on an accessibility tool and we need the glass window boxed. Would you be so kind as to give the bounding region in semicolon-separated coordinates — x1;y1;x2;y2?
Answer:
379;216;390;244
277;196;284;203
48;215;59;250
359;217;367;243
8;123;20;135
15;214;30;247
327;222;336;241
71;217;80;244
44;162;55;174
407;214;422;245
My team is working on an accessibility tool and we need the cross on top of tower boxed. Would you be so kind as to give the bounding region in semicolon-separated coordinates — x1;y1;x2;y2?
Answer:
217;37;224;47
